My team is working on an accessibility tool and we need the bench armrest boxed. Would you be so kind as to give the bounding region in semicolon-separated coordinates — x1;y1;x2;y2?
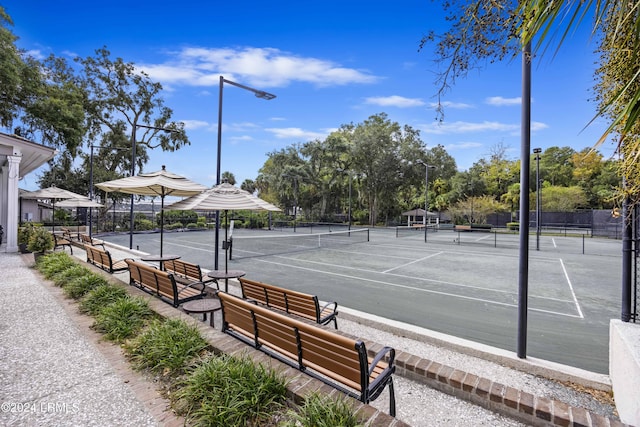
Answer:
318;301;338;323
176;280;207;295
368;346;395;378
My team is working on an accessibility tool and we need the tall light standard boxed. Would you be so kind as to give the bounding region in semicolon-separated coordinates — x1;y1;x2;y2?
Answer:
533;147;542;251
215;76;276;269
89;145;126;239
129;124;176;250
417;160;436;243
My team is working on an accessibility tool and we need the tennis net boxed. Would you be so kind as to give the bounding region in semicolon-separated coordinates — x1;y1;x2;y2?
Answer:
229;228;370;260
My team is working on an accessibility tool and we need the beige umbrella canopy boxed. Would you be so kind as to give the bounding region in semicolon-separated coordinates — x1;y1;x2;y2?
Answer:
57;197;105;237
96;165;207;255
22;186;88;230
166;181;281;272
166;182;281;212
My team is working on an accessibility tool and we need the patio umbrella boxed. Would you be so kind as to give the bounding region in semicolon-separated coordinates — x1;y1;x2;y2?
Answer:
22;186;87;230
57;197;104;238
166;181;281;272
96;165;207;256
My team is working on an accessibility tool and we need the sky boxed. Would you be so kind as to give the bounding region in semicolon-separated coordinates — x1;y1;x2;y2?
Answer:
4;1;617;192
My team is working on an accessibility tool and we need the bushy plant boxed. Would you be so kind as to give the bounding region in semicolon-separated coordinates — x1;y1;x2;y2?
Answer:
36;252;76;279
174;354;287;426
125;318;209;377
63;272;109;300
185;223;198;229
92;296;154;342
165;222;184;230
27;226;54;253
79;285;129;316
281;393;363;427
50;264;90;287
135;218;154;231
18;223;36;245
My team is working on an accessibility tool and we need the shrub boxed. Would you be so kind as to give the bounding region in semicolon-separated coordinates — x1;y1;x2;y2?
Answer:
92;296;154;342
27;226;54;253
36;252;76;279
135;218;154;231
281;393;363;427
51;264;91;287
507;222;519;231
174;354;287;426
79;285;129;316
125;318;208;377
185;223;198;229
63;273;109;300
165;222;184;230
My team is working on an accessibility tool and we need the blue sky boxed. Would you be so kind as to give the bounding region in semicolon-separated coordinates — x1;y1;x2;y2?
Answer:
4;1;616;191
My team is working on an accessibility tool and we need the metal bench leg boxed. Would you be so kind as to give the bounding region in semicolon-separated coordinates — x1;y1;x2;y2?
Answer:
388;378;396;417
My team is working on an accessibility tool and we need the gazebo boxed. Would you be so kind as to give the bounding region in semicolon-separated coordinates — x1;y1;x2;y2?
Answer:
402;208;439;227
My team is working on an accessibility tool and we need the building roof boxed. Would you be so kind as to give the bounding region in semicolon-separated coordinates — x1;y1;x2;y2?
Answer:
0;132;57;178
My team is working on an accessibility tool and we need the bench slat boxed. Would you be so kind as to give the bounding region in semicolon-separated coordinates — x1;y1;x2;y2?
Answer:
240;277;338;328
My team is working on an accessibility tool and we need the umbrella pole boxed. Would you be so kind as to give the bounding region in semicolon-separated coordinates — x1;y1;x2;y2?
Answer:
160;195;165;257
224;210;229;292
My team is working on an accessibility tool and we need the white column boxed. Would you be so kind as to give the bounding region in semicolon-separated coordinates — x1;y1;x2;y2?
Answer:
5;155;21;252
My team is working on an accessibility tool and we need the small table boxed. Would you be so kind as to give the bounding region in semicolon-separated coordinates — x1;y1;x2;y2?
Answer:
140;254;181;271
207;269;246;293
182;298;222;327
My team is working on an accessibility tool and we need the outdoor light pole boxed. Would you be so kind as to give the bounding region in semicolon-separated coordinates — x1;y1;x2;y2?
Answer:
90;145;126;239
215;76;276;269
533;148;542;251
417;160;435;243
129;124;176;250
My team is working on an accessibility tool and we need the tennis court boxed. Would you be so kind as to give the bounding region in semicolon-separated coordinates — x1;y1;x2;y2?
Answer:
101;226;621;374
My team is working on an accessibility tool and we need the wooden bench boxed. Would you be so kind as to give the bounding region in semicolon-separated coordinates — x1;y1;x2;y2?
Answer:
61;227;80;241
239;277;338;329
125;259;207;307
85;244;128;273
80;233;106;249
217;291;396;416
52;233;73;254
163;258;216;289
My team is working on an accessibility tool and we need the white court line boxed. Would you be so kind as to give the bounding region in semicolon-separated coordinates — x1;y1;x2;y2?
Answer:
559;258;585;319
382;252;444;273
256;258;582;318
275;252;575;304
552;238;557;248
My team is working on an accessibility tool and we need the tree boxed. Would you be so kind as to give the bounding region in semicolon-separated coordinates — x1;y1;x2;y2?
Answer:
424;1;640;207
221;171;236;185
77;47;189;175
350;113;426;225
0;7;29;128
241;179;256;194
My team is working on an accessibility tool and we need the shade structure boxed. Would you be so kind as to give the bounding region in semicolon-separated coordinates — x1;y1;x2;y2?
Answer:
95;165;207;256
22;186;88;230
57;197;105;236
56;197;104;208
166;182;281;273
166;182;281;212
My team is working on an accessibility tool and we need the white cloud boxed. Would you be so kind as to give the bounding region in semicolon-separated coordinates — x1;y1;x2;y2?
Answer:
141;46;378;89
420;120;549;136
485;96;522;106
364;96;425;108
429;101;474;109
180;119;210;130
444;141;483;150
265;127;327;140
421;120;519;135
